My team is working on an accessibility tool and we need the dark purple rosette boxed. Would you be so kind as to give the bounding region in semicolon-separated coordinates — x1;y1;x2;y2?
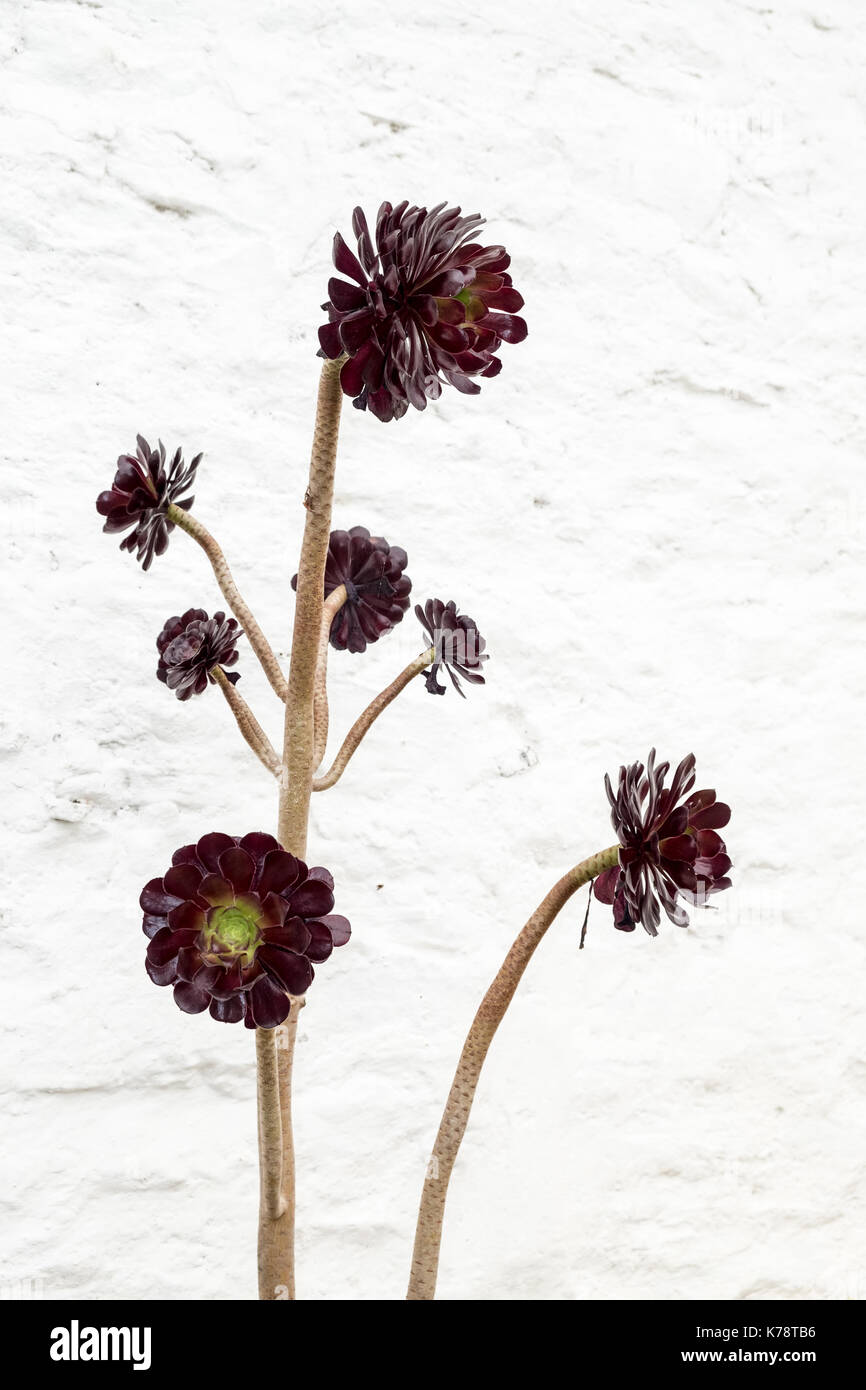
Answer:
416;598;487;696
96;435;200;570
318;201;527;421
141;833;351;1027
293;525;411;654
156;609;242;700
593;750;732;936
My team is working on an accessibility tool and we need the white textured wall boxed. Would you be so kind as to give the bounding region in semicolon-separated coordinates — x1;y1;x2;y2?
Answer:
2;0;865;1302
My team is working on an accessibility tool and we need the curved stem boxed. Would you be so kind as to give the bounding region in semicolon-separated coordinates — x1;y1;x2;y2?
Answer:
256;357;344;1303
212;666;281;776
313;648;435;792
406;844;620;1301
312;584;347;772
167;504;287;701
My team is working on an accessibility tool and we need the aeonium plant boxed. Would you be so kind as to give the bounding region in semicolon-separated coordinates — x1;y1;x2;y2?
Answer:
95;200;732;1301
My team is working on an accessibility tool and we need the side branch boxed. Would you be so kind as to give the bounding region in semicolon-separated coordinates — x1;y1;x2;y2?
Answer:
212;666;281;777
167;504;288;702
406;843;620;1301
313;647;435;792
312;584;347;772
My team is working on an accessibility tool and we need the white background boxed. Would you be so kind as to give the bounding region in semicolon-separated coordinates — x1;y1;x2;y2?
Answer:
2;0;865;1301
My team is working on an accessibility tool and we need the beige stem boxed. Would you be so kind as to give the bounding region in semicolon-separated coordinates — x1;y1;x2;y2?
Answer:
255;1026;286;1224
278;358;344;853
212;666;281;776
313;648;435;793
406;844;620;1301
312;584;347;772
167;504;287;701
256;356;344;1303
256;997;304;1300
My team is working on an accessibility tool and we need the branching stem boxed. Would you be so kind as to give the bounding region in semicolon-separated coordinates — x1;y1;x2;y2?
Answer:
312;584;347;772
313;648;435;793
167;503;287;701
212;666;281;777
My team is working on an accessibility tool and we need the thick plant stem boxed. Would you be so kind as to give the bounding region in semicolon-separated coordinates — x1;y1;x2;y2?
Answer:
278;358;344;853
276;997;303;1286
312;584;347;772
256;998;304;1300
167;504;287;701
313;648;435;792
406;844;620;1301
256;1026;285;1224
212;666;281;776
256;357;344;1303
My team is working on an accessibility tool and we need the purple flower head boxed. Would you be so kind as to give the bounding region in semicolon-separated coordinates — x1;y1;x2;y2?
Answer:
156;609;242;701
416;598;487;697
593;750;732;936
319;201;527;422
293;525;411;653
141;833;351;1028
96;435;199;571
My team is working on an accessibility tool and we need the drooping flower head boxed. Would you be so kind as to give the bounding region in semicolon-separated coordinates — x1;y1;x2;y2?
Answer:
156;609;242;701
141;832;351;1028
318;201;527;421
593;750;732;936
416;598;487;696
292;525;411;653
96;435;200;570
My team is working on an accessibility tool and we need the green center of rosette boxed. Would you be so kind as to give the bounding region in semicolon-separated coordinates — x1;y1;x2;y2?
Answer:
203;903;263;966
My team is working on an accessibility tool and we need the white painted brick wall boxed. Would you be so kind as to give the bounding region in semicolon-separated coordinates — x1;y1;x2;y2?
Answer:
2;0;864;1300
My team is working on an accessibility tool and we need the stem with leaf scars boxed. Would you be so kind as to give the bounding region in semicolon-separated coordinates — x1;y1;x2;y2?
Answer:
256;1026;285;1221
167;504;287;701
256;356;344;1303
406;843;620;1302
313;648;435;793
211;665;281;777
312;584;347;772
273;994;303;1284
278;358;344;852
